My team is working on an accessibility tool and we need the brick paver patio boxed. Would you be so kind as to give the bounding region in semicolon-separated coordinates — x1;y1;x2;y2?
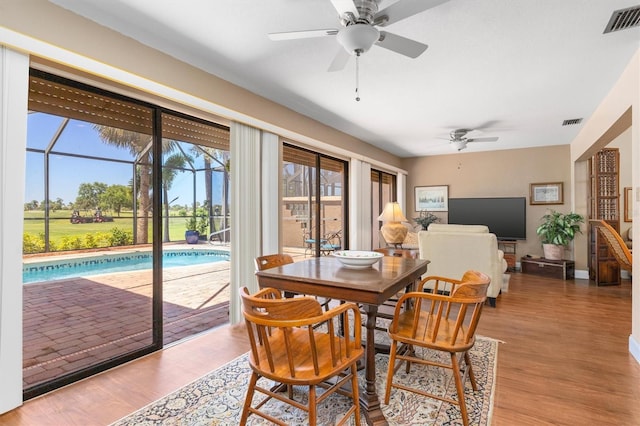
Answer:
23;248;232;389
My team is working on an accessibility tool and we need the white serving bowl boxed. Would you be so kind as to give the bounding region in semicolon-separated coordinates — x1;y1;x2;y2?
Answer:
332;250;383;269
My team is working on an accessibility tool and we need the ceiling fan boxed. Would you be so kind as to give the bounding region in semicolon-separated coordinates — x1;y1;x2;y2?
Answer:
448;128;499;151
268;0;449;72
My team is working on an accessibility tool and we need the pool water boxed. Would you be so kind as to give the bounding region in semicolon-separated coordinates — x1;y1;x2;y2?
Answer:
23;249;230;284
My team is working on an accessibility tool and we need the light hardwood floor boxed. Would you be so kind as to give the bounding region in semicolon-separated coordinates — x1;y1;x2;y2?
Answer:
1;272;639;425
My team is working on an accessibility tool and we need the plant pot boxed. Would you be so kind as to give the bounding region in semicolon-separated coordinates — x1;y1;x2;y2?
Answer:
542;243;564;260
185;230;200;244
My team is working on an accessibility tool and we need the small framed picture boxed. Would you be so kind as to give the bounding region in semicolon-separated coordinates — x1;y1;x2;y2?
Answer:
624;187;632;222
530;182;563;205
415;185;449;212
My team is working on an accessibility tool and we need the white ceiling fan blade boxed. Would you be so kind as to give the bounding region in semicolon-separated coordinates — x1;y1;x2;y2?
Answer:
467;137;499;143
268;29;338;41
329;0;359;19
328;47;351;72
376;31;428;58
375;0;449;27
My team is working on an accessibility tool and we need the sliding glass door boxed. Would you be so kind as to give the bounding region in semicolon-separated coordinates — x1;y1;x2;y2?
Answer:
23;69;232;399
282;144;347;257
160;112;231;345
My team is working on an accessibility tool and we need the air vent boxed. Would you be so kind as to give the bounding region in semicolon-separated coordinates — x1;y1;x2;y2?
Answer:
604;5;640;34
562;118;583;126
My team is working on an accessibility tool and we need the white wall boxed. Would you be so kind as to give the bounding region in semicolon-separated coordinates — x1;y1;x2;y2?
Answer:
570;49;640;364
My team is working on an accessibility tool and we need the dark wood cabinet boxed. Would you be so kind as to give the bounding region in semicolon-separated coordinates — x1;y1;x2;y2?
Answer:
588;148;620;286
521;257;575;280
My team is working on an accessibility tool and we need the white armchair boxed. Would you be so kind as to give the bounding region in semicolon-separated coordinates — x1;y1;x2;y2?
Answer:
418;223;507;307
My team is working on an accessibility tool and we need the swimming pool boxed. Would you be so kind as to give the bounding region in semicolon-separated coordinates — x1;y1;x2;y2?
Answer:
23;249;230;284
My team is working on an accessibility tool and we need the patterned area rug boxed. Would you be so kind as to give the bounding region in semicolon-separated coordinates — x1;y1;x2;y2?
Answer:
112;336;498;426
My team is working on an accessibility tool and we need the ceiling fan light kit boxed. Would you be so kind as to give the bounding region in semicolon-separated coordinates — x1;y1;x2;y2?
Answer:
336;23;380;54
451;140;467;151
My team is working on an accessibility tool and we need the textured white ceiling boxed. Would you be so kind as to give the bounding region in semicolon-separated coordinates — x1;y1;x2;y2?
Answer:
50;0;640;157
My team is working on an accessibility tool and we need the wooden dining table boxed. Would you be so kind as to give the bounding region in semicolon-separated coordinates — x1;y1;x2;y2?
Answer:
255;255;429;426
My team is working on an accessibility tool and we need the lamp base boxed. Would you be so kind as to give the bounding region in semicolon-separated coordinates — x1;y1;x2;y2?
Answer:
380;222;408;247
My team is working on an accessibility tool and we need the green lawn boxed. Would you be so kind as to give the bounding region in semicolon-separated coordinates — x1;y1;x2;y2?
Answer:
23;210;200;243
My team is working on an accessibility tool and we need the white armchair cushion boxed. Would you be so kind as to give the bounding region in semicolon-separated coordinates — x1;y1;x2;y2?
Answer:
427;223;490;234
418;224;505;300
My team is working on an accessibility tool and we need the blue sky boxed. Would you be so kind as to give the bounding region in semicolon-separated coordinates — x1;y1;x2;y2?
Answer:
26;114;224;208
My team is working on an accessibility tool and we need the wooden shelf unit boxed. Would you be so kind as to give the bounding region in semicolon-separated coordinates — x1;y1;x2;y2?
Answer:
588;148;620;286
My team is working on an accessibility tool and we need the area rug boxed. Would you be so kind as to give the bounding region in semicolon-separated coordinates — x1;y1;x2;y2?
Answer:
112;336;498;426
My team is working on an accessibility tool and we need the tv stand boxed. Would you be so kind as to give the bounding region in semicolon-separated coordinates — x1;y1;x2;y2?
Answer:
498;241;517;272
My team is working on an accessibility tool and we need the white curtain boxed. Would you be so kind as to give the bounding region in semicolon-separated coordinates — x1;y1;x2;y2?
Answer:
397;172;408;219
260;132;280;255
229;122;262;325
349;159;372;250
0;46;28;414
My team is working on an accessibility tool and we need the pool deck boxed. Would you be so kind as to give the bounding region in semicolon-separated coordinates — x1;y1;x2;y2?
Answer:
23;243;233;389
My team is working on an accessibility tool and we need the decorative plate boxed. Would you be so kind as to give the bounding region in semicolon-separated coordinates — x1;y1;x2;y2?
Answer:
332;250;383;269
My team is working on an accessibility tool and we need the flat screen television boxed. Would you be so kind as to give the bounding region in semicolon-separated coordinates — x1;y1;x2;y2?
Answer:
447;197;527;241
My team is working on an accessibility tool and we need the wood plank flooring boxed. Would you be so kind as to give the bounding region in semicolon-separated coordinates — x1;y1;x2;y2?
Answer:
1;272;639;425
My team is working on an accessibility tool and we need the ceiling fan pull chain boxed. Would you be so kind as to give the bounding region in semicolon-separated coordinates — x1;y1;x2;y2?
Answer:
355;51;361;102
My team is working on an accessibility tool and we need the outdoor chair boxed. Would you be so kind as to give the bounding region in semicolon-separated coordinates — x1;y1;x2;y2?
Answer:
303;229;342;256
239;286;363;426
384;270;490;426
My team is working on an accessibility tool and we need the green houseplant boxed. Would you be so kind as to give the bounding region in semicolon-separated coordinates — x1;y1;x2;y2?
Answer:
536;210;584;259
414;211;440;231
185;216;199;244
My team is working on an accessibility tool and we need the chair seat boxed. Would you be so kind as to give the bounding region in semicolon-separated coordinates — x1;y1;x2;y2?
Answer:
249;328;362;385
391;310;476;352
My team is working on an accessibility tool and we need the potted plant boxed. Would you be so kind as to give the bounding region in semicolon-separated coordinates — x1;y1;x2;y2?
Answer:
413;211;440;231
536;210;584;260
185;216;199;244
196;214;209;241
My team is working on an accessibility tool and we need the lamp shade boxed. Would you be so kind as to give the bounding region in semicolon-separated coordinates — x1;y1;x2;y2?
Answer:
377;202;408;223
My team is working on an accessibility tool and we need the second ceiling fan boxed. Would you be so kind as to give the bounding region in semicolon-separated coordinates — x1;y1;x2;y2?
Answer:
268;0;449;72
448;128;500;151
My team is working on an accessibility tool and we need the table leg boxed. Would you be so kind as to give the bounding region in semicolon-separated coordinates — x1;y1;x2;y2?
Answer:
360;304;388;426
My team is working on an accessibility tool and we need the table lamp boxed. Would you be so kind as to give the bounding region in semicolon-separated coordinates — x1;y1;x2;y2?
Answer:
378;202;409;247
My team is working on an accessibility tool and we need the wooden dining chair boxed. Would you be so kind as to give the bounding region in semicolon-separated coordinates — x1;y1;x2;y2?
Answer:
255;253;332;310
384;270;490;426
592;220;633;272
373;248;420;323
254;253;294;271
239;286;364;426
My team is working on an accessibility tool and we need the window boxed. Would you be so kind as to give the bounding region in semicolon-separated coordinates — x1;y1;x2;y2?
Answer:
371;170;396;248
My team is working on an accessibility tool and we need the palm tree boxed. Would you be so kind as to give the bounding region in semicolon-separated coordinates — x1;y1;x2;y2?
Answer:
162;152;191;242
93;126;153;244
190;146;230;238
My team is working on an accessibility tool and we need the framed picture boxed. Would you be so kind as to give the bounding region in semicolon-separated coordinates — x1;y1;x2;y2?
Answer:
530;182;564;205
624;187;632;222
415;185;449;212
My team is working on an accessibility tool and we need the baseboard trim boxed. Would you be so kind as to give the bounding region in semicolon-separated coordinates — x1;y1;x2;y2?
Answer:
574;269;589;280
630;335;640;366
